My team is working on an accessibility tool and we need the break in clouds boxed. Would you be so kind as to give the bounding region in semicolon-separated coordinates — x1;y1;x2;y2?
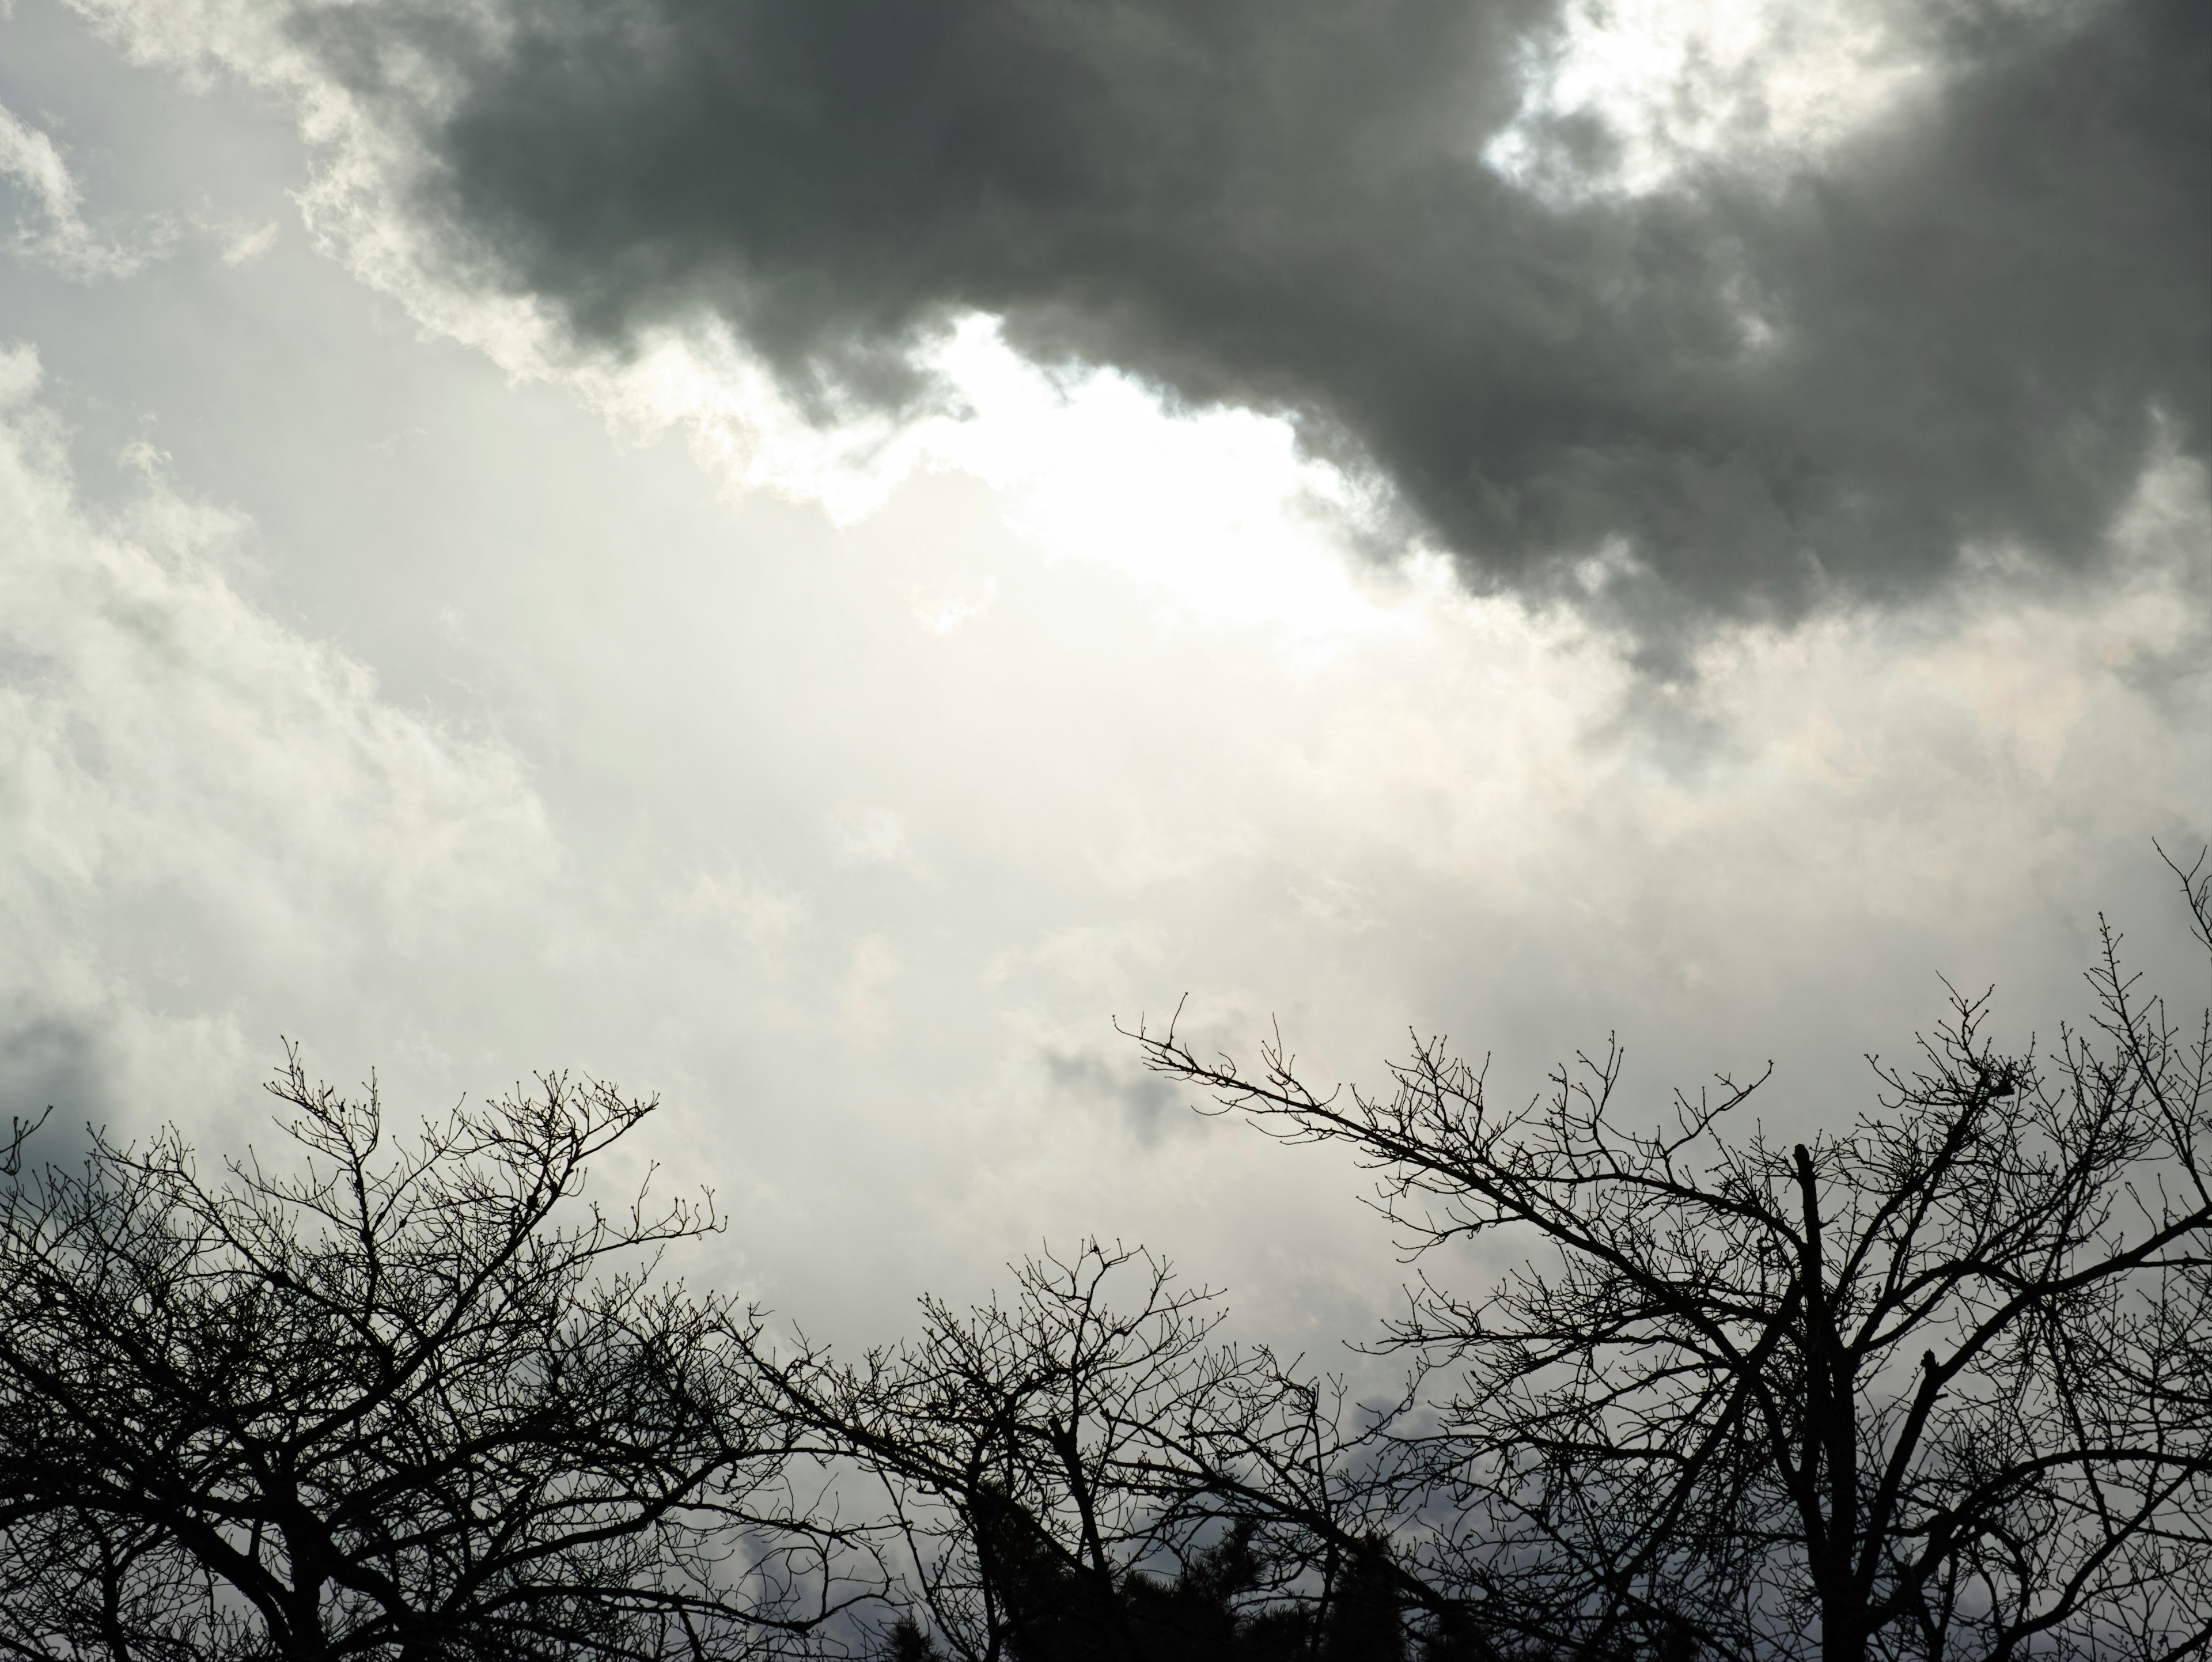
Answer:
290;0;2212;630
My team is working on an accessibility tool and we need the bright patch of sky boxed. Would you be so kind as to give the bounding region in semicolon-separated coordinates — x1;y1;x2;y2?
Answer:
1483;0;1939;196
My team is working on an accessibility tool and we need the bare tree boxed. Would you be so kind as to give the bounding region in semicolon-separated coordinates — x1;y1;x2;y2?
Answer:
1128;859;2212;1662
0;1051;876;1661
744;1241;1407;1661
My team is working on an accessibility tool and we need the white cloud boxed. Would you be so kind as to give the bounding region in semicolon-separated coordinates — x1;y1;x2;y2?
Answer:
0;95;146;277
219;217;279;264
0;344;559;1128
840;934;900;1041
910;578;996;635
1480;0;2105;204
827;807;912;869
1482;0;1940;198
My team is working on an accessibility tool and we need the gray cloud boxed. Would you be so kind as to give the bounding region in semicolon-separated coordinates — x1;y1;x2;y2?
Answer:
1043;1044;1183;1146
0;1004;108;1177
291;0;2209;635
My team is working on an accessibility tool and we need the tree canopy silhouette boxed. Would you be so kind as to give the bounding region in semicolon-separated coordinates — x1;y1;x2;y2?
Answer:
1127;856;2212;1661
742;1241;1414;1661
3;864;2207;1662
0;1054;870;1661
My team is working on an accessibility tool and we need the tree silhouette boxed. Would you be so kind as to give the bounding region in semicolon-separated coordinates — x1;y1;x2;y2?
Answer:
1128;857;2212;1662
865;1516;1416;1662
7;866;2207;1662
743;1241;1414;1661
0;1052;872;1661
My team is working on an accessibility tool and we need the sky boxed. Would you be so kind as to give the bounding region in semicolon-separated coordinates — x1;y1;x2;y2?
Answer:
0;0;2206;1354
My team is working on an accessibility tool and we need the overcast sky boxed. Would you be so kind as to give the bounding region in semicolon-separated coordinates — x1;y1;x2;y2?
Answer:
2;0;2206;1351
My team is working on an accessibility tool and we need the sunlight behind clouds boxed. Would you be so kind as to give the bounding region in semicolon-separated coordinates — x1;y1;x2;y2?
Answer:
921;321;1401;638
1483;0;1940;196
587;315;1404;639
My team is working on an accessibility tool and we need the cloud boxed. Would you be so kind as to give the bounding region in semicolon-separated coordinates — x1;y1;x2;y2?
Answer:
0;95;146;278
910;578;997;635
0;342;560;1133
209;0;2207;637
840;934;901;1040
1484;0;1944;200
1041;1045;1183;1146
0;1005;109;1146
219;218;279;264
827;807;913;868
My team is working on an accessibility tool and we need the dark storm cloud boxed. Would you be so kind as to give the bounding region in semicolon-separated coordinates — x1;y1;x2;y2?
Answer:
302;0;2208;625
0;1005;108;1180
1043;1045;1182;1146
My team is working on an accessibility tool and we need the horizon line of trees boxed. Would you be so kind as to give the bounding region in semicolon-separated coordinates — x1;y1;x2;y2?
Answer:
3;854;2209;1662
